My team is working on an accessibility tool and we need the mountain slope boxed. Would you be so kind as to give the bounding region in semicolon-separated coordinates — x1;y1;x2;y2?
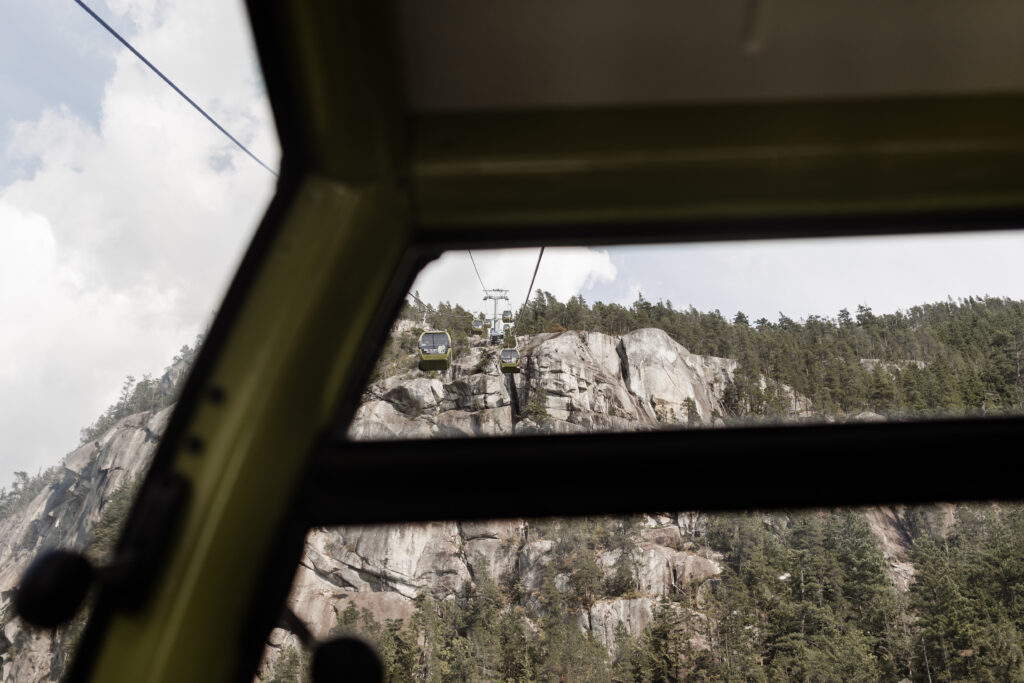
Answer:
351;327;812;442
2;311;1022;681
0;407;173;681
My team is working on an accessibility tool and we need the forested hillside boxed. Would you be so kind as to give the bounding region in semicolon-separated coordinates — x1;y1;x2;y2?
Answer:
310;506;1024;682
4;297;1024;682
279;292;1024;682
400;293;1024;421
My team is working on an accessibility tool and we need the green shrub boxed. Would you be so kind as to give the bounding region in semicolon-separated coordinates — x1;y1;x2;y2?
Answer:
522;385;550;421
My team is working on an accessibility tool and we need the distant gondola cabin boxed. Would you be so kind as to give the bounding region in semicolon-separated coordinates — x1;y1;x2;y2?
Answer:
500;348;520;374
502;310;513;323
471;320;484;335
418;330;452;371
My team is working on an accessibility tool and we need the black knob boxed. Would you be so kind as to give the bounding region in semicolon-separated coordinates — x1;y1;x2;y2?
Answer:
312;636;383;683
15;550;95;628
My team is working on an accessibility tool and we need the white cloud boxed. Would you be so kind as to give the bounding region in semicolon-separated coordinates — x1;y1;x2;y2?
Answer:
1;0;278;483
409;247;617;315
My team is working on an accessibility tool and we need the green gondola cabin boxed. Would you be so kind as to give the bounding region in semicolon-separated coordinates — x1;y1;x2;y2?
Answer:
417;330;452;371
500;348;520;374
471;320;484;335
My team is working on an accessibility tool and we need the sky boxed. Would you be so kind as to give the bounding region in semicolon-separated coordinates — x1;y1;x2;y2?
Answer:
410;231;1024;324
1;0;279;486
3;0;1024;486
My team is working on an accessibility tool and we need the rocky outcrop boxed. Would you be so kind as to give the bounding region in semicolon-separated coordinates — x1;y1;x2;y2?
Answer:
0;356;190;682
0;407;169;573
0;407;173;682
863;503;956;593
2;326;928;682
588;597;655;654
265;514;724;668
350;328;812;441
617;328;735;424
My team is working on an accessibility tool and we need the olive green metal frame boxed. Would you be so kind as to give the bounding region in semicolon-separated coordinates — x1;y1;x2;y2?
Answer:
66;2;1024;681
417;355;452;372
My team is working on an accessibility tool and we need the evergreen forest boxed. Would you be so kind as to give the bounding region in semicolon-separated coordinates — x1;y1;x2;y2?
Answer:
9;295;1024;682
396;292;1024;421
272;506;1024;682
280;293;1024;681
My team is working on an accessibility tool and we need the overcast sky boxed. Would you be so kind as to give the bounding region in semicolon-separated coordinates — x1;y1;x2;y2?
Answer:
412;231;1024;324
3;1;1024;487
1;0;278;486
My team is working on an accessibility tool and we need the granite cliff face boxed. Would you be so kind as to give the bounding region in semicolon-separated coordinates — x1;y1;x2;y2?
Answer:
0;408;173;682
1;329;908;681
271;516;726;668
350;327;812;442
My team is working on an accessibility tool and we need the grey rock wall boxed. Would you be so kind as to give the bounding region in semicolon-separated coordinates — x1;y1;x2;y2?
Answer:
0;407;171;682
350;328;811;441
1;326;920;682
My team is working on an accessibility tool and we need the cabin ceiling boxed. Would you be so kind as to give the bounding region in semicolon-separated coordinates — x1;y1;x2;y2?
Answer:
398;0;1024;111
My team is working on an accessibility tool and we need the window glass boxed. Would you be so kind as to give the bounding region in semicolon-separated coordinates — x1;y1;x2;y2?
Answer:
265;502;1023;682
356;233;1024;441
293;233;1023;681
421;333;450;348
0;2;278;678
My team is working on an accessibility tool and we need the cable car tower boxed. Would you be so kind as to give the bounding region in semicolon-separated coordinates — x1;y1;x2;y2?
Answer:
483;289;510;344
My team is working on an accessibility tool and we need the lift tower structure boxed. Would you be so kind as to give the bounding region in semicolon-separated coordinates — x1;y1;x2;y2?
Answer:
482;289;510;344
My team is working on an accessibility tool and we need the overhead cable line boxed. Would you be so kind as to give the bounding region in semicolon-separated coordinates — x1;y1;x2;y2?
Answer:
467;250;488;291
407;292;429;308
523;247;545;310
73;0;279;178
407;292;434;327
